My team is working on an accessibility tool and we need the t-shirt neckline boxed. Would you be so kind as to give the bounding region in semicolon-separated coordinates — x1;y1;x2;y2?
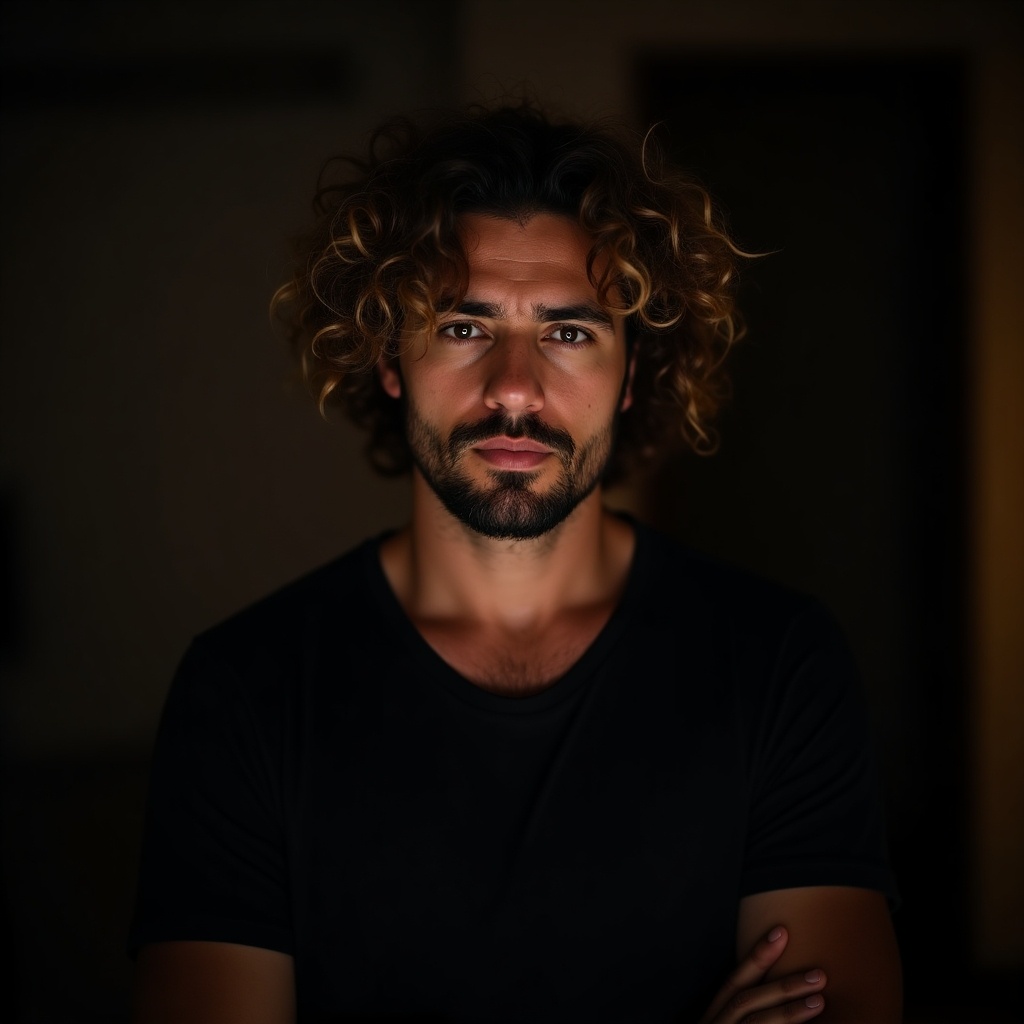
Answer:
362;517;652;715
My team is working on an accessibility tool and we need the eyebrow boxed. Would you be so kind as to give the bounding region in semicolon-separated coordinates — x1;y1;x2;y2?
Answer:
445;300;615;329
535;303;615;329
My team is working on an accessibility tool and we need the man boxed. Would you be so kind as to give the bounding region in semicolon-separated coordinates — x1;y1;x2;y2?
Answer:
130;104;901;1022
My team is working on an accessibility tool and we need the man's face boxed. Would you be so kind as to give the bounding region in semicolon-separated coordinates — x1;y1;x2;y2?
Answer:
379;212;633;540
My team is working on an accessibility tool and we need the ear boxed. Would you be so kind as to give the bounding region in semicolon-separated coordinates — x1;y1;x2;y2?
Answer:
378;357;402;399
619;346;637;412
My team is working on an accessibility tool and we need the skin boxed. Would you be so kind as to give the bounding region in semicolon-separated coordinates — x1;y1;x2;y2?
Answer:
132;942;295;1024
735;886;902;1022
699;926;826;1024
377;212;637;695
132;214;902;1022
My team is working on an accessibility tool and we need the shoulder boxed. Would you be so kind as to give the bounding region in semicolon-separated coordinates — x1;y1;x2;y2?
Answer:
631;520;837;645
187;536;384;676
159;536;391;730
626;522;862;727
152;536;390;765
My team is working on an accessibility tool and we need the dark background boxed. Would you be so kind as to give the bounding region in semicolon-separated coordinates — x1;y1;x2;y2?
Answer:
2;1;1022;1021
639;55;970;1009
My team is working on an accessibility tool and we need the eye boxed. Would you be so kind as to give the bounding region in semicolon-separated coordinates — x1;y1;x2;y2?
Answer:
547;325;593;346
440;321;486;342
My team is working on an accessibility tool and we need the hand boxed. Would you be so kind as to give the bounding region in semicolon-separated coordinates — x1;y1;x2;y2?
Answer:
698;926;827;1024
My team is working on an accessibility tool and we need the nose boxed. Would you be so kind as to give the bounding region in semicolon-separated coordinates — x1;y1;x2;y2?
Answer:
482;335;545;416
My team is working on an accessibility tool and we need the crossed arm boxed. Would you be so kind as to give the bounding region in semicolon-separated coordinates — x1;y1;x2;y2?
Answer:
717;885;902;1023
132;885;901;1023
132;940;296;1024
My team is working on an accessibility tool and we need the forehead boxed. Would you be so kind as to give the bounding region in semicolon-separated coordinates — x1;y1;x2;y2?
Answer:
456;212;598;298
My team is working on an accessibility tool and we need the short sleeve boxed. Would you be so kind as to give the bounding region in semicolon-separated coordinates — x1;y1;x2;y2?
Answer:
739;603;897;902
128;639;292;955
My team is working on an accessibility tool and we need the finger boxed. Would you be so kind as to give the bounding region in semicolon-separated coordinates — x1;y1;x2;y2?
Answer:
699;927;789;1023
713;972;827;1024
732;994;825;1024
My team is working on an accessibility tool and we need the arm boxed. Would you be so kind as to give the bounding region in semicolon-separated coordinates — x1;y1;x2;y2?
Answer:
737;887;901;1023
132;941;296;1024
699;926;827;1024
731;600;900;1021
130;644;295;1014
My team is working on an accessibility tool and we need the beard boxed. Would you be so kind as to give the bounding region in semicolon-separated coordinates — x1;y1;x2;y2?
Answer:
405;403;616;541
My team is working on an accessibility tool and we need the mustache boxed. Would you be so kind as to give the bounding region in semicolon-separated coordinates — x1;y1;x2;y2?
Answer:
446;414;576;461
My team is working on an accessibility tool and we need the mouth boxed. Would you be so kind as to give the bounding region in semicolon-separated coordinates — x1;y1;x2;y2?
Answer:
472;436;553;470
474;437;552;454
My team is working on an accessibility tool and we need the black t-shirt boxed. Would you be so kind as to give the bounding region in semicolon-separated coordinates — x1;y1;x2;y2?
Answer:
130;523;895;1022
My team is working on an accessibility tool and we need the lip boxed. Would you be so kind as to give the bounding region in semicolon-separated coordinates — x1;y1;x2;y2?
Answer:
472;437;552;470
473;437;552;454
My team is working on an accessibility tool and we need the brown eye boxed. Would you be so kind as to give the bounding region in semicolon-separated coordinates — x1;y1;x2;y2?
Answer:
551;326;591;345
441;322;484;341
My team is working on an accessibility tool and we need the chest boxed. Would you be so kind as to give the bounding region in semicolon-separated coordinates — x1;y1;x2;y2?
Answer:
288;664;746;1020
415;606;614;695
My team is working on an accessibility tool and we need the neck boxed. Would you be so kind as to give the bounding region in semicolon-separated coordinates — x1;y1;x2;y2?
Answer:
380;473;635;631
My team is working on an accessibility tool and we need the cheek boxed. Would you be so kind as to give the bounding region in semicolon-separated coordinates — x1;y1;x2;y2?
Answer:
551;363;625;411
407;365;482;417
425;371;476;403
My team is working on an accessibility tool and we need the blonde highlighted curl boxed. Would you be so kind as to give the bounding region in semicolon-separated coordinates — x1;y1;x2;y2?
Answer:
272;103;748;481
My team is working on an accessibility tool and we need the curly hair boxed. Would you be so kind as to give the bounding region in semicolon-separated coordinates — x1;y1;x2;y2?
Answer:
272;102;746;480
